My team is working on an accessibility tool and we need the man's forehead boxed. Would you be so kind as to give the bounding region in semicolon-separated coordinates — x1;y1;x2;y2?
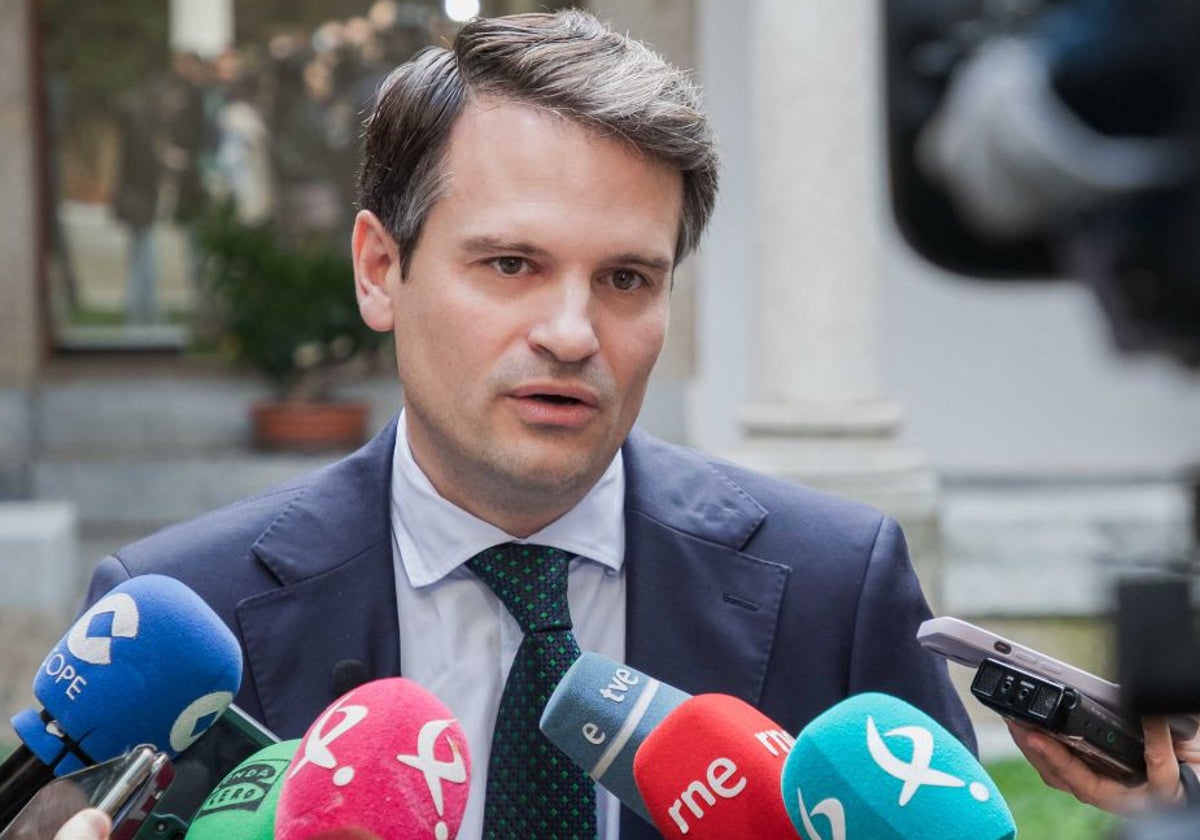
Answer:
448;96;594;151
447;95;678;177
441;97;681;208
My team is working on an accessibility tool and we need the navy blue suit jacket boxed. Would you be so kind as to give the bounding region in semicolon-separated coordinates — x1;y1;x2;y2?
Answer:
86;418;973;839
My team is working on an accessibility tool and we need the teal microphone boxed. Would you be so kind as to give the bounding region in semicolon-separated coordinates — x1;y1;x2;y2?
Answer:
782;693;1016;840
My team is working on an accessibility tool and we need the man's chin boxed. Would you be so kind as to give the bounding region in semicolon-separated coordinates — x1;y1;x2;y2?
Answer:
489;442;609;496
497;459;597;496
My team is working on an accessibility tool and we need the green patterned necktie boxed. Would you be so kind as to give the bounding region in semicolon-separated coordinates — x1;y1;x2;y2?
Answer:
466;543;597;840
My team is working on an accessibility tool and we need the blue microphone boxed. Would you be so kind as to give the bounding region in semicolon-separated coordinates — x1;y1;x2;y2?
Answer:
781;693;1016;840
540;652;690;823
1;575;242;827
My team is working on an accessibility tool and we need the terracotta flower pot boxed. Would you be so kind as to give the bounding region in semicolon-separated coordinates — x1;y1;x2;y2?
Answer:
250;401;370;452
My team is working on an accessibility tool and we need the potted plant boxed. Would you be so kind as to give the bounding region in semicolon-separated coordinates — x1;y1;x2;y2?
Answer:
197;204;390;450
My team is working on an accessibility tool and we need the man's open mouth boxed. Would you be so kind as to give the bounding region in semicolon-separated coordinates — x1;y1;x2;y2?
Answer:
530;394;582;405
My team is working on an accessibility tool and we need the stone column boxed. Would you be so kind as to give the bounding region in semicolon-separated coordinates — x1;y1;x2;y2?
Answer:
587;0;698;441
0;0;42;499
0;0;83;729
733;0;942;600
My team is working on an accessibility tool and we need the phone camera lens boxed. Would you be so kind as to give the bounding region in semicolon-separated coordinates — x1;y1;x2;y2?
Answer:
974;663;1003;695
1029;685;1061;720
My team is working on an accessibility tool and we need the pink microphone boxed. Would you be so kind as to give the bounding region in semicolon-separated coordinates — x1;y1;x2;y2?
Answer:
275;678;471;840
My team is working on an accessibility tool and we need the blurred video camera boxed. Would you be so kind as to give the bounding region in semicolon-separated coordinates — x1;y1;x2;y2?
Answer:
886;3;1200;834
886;0;1200;368
1113;576;1200;840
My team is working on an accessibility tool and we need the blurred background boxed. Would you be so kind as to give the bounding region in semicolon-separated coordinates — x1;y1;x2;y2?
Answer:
1;1;1197;834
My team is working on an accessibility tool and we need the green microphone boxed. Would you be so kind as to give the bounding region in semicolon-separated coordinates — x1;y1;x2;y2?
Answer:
184;739;301;838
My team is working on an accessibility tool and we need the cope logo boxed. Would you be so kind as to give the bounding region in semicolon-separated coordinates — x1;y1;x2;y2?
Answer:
67;593;140;665
41;593;141;702
40;588;229;753
195;757;292;816
169;690;236;753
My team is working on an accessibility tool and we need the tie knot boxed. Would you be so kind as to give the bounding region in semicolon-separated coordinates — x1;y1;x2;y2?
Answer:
466;543;573;634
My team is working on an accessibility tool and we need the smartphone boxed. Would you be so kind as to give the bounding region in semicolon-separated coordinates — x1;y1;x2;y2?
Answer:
131;704;279;840
96;748;174;839
972;657;1147;784
0;746;174;840
917;615;1199;740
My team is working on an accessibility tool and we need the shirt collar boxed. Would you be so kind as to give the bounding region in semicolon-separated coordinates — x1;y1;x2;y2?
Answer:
390;410;626;588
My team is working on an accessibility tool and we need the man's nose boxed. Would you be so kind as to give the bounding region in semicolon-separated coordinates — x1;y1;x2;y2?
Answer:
527;278;600;364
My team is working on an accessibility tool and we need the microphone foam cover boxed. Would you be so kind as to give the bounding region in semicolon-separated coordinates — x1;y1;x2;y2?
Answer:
781;693;1016;840
185;739;301;839
633;693;796;838
16;574;242;773
276;678;471;840
540;652;690;823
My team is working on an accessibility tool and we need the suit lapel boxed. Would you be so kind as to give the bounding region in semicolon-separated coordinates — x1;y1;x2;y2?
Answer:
622;429;789;705
619;430;790;839
624;511;790;702
235;419;403;738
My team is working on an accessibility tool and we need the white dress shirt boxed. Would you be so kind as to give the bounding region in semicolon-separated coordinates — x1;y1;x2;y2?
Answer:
390;411;627;839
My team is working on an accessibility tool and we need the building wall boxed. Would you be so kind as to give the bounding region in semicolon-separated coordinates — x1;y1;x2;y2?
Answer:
883;241;1200;477
0;0;41;387
589;0;699;443
692;0;1200;480
0;0;40;499
691;0;755;454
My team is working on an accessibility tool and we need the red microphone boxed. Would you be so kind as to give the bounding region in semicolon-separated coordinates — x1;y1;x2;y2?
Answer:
632;693;797;838
275;678;471;840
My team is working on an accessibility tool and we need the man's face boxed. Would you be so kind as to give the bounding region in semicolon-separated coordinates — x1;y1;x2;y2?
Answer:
356;98;683;532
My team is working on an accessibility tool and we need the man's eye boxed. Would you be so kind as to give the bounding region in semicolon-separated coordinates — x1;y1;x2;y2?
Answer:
491;257;528;276
610;270;646;291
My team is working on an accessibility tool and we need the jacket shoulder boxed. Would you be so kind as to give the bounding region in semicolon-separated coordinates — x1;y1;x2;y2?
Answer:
92;416;400;612
115;478;307;579
624;428;889;561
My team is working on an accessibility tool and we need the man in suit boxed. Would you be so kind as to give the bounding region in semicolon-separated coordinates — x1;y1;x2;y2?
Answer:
85;11;973;839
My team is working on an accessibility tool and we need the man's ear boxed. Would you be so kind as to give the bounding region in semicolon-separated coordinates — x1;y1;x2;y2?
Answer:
352;210;402;333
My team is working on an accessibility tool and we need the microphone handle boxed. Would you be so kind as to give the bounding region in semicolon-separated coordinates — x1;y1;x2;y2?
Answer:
0;744;56;830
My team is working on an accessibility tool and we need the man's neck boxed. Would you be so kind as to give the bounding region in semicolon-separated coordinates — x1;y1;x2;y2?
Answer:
400;412;618;538
424;472;589;538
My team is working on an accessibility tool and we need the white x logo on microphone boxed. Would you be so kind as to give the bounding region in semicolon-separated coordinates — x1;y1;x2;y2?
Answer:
865;716;966;806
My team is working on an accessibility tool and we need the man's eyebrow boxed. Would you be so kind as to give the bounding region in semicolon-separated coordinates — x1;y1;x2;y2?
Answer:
459;237;674;274
608;252;674;275
460;236;549;258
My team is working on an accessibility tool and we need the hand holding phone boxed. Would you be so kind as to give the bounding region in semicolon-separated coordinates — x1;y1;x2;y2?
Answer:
920;615;1200;813
917;616;1198;740
971;657;1146;784
1008;715;1192;814
0;747;173;840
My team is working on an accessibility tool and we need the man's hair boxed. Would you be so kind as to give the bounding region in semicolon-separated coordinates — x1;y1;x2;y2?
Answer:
358;10;719;275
